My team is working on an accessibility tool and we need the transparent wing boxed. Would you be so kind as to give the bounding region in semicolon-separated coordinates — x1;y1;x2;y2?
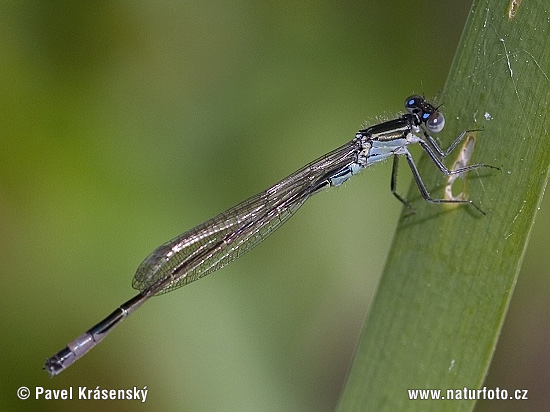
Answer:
132;139;359;295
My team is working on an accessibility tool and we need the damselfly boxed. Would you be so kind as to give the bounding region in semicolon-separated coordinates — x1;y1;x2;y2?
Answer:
44;95;496;376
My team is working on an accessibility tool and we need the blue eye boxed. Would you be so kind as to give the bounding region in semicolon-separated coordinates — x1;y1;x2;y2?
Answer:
404;95;424;113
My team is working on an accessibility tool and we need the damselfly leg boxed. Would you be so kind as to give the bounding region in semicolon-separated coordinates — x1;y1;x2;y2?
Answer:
390;129;500;214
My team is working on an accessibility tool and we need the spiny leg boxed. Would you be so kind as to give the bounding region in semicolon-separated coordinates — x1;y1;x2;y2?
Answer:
422;129;477;158
390;155;415;213
417;139;500;176
402;149;487;215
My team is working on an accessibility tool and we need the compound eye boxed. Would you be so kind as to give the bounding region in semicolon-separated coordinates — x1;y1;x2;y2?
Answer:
404;95;424;113
425;112;445;134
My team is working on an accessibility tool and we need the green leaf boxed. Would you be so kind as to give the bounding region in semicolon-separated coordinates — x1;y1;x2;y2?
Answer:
336;1;550;411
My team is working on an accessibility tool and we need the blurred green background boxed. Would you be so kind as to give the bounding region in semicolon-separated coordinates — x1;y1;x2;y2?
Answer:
1;1;548;411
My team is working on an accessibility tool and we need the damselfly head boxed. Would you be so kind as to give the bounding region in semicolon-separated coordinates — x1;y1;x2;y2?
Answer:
404;95;445;134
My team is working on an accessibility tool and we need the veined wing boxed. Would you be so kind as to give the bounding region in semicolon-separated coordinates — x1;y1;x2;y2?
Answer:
133;139;360;295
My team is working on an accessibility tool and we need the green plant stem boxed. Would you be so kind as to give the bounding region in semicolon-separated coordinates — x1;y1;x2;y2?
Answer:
336;0;550;410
